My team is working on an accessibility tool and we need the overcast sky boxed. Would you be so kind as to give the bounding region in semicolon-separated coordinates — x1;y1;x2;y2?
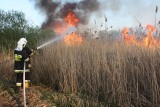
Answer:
0;0;160;30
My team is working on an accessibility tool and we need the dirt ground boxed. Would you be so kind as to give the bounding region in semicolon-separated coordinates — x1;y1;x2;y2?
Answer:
0;85;54;107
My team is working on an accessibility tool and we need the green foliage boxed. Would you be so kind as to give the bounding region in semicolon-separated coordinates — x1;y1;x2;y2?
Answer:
0;9;55;51
0;10;27;50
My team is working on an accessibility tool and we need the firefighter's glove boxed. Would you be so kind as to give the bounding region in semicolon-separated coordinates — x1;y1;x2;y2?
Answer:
31;48;38;55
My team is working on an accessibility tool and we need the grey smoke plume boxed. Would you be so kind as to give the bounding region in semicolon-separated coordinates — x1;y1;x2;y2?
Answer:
33;0;100;29
32;0;159;30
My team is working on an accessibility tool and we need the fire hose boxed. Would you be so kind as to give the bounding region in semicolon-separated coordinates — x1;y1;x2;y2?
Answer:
23;62;26;107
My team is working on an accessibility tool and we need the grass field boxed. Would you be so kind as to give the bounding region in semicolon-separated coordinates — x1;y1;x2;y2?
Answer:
1;39;160;106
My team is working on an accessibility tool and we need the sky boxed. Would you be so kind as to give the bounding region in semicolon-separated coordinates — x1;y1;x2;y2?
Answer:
0;0;160;30
0;0;45;26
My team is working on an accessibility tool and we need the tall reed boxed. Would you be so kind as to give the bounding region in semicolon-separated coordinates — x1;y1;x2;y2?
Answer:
1;39;160;106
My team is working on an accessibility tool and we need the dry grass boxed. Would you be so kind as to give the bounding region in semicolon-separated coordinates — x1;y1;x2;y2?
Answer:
0;51;14;80
1;39;160;106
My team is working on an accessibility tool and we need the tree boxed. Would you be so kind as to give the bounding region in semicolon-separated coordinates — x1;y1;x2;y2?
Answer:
0;10;31;50
0;10;55;51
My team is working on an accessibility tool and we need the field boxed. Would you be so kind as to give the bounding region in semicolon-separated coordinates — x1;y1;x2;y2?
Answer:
1;39;160;106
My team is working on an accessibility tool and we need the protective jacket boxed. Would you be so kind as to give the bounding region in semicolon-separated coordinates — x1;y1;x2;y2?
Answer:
23;46;34;68
14;49;29;73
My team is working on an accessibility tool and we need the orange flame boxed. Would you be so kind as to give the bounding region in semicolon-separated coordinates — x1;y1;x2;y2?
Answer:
64;32;83;46
64;11;83;46
54;11;83;46
143;25;156;47
54;20;69;34
122;28;138;45
122;24;158;48
54;12;79;34
64;11;79;26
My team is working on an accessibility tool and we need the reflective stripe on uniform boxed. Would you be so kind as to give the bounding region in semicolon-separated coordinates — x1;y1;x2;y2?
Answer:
14;54;22;61
14;69;30;73
16;83;22;86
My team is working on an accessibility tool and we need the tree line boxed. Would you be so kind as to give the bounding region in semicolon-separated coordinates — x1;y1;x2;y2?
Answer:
0;9;55;51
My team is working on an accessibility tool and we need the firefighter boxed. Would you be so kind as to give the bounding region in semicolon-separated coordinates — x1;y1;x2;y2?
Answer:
19;38;36;88
14;40;30;92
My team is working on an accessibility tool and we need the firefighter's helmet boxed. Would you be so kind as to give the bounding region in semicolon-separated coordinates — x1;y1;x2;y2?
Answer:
19;38;27;45
16;40;25;51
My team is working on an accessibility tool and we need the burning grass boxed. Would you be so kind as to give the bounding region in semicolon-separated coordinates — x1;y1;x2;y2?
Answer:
1;40;160;106
122;24;160;48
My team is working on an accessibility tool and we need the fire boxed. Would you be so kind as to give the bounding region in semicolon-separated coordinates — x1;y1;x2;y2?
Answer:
64;11;79;26
54;12;79;33
63;12;83;46
54;20;70;34
144;25;156;47
122;28;138;45
64;32;83;46
54;11;83;46
122;24;159;48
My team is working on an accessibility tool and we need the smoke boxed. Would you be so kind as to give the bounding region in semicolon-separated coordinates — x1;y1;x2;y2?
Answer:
34;0;60;28
101;0;122;12
33;0;100;29
31;0;160;30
